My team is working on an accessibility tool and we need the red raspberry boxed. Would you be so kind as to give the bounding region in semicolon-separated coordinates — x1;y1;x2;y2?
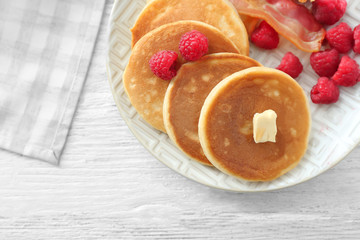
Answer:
312;0;347;26
332;55;360;87
310;49;340;77
326;22;353;53
251;21;279;50
276;52;303;78
179;30;208;61
149;50;178;80
310;77;340;104
354;24;360;54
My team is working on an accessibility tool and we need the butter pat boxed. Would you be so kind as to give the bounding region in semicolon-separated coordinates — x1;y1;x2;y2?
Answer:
253;109;277;143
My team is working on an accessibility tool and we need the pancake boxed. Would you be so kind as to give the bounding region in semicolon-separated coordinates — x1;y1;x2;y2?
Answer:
123;20;240;132
131;0;249;55
198;67;311;181
163;53;261;165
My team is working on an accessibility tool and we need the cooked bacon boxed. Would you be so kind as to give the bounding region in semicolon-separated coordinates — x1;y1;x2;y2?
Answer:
229;0;326;52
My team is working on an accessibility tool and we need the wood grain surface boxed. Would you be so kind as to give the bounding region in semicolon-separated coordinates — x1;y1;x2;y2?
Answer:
0;1;359;239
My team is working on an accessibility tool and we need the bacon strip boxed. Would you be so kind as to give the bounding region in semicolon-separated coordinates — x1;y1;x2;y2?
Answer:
229;0;326;52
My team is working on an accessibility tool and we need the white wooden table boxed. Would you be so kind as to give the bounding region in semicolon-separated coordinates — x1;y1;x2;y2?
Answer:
0;1;360;239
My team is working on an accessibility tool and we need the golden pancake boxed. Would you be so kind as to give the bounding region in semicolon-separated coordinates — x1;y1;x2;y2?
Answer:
198;67;311;181
131;0;249;55
123;21;240;132
163;53;261;165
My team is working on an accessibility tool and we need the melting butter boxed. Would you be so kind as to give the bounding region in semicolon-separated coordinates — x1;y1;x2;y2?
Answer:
253;109;277;143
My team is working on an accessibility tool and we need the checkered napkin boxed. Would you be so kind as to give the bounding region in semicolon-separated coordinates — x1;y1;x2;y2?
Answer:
0;0;105;163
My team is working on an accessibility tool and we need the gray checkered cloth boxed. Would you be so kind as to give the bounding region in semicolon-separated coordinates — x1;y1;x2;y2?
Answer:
0;0;105;163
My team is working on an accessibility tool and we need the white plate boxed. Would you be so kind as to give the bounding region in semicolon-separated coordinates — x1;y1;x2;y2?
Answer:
106;0;360;192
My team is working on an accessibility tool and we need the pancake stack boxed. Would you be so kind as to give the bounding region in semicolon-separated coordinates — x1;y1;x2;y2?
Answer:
122;0;311;181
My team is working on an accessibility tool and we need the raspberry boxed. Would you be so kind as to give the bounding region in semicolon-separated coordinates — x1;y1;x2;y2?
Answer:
354;24;360;54
251;21;279;50
310;77;340;104
326;22;353;53
332;55;360;87
310;49;340;77
179;30;208;61
276;52;303;78
312;0;347;26
149;50;178;80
